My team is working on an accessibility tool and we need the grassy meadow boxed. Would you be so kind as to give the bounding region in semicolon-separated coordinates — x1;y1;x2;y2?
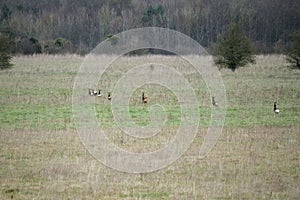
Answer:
0;54;299;199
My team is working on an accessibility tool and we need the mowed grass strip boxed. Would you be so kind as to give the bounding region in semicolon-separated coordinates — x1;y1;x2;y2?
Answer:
0;55;299;131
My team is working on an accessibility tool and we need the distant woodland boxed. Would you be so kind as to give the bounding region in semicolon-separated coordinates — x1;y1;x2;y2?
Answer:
0;0;299;55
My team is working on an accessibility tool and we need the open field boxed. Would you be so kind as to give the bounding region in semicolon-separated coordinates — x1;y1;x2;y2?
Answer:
0;54;299;199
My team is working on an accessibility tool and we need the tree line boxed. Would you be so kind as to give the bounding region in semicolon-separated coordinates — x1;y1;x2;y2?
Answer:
0;0;299;55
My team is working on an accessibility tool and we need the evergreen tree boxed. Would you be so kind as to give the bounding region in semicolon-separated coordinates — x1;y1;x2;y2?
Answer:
214;24;255;71
0;33;13;70
286;30;300;69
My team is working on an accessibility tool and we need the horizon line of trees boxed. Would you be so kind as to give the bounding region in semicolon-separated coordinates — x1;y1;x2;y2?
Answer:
0;0;299;56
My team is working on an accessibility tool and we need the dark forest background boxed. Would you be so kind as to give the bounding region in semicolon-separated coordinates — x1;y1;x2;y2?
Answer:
0;0;299;55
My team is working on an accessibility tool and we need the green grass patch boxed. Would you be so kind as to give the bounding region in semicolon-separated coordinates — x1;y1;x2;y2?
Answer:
0;54;299;131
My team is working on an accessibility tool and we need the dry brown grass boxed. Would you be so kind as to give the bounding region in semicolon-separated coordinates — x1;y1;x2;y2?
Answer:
1;126;299;199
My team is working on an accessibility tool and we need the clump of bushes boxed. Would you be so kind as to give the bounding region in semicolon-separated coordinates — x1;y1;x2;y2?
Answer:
43;37;73;54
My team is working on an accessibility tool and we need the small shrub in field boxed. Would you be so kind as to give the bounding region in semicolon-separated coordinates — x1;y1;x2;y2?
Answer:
214;24;255;71
286;30;300;69
107;34;119;46
0;33;13;70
